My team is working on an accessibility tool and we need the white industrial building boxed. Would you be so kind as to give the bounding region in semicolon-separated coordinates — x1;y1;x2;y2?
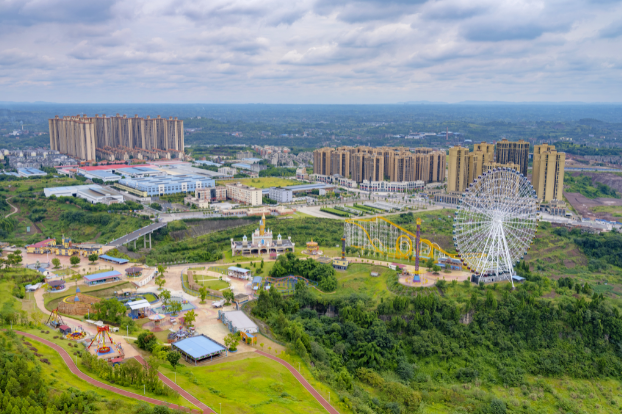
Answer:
268;187;293;203
76;186;124;205
77;169;121;182
218;310;258;334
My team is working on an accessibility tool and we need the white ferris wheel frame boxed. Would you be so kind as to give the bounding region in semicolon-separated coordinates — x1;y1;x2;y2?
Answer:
453;167;538;287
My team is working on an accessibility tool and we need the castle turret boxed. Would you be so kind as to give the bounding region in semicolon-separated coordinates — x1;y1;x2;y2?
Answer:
259;213;266;236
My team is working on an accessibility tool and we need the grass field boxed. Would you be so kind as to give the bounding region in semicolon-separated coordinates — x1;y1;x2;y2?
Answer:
194;277;230;290
158;353;329;414
216;177;299;189
590;205;622;217
328;263;397;301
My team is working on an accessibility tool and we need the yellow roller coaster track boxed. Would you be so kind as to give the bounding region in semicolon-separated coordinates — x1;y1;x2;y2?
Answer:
345;216;459;260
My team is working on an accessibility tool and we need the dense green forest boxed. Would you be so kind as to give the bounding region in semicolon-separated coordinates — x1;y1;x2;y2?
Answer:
251;272;622;414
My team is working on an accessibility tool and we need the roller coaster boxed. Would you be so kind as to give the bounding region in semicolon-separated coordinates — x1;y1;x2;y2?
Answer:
344;217;458;262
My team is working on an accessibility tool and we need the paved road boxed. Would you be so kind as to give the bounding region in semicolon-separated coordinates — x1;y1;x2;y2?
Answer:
134;355;215;414
16;331;201;413
107;222;168;247
256;350;340;414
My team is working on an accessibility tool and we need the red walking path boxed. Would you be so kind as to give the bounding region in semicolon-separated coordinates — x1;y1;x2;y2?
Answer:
15;331;339;414
15;331;205;414
134;355;214;413
256;350;340;414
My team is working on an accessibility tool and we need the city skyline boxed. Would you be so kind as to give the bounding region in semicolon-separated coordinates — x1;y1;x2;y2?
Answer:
1;0;621;104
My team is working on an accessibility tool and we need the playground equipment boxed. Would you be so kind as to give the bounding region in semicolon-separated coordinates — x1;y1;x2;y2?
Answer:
87;325;116;355
302;240;322;256
66;326;87;340
46;308;65;328
453;167;537;286
344;216;458;262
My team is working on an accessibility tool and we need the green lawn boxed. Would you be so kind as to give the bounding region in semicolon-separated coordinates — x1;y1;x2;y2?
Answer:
142;292;158;302
194;278;230;290
590;205;622;217
216;177;299;189
158;354;329;414
328;263;397;301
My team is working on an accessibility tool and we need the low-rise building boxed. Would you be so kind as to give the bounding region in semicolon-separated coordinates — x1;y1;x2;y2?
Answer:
83;271;122;286
77;169;121;182
76;186;124;205
226;182;262;206
359;180;424;192
218;310;258;334
268;187;293;203
116;175;215;197
227;266;252;280
218;166;237;176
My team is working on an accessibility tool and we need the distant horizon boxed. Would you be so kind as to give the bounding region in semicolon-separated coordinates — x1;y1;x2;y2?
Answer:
2;101;622;106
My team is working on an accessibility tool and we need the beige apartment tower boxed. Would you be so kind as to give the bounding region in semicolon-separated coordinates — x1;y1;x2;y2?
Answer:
50;114;184;161
495;139;530;176
448;146;469;192
313;146;445;185
532;144;565;202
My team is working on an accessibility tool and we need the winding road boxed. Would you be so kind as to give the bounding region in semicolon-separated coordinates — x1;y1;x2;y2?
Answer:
4;196;18;218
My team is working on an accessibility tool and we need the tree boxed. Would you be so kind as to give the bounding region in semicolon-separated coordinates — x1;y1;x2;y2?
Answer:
156;276;166;290
169;300;183;315
432;264;441;274
91;298;127;322
52;258;61;269
199;285;208;304
223;289;235;305
161;289;171;306
184;309;196;327
157;265;166;276
425;257;435;269
167;351;181;370
88;253;98;263
70;256;80;267
224;332;240;351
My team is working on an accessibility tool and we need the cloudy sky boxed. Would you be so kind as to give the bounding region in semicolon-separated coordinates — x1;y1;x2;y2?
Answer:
1;0;621;103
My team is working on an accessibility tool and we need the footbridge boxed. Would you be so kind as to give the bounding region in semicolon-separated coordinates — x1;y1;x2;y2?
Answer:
106;221;167;249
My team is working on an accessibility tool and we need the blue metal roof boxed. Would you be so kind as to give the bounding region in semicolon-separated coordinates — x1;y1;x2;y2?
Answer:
195;160;222;167
173;335;225;359
252;276;262;284
84;271;122;282
232;163;252;169
100;255;129;264
228;266;250;273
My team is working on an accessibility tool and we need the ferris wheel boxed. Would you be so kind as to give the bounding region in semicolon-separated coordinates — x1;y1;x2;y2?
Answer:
453;167;538;286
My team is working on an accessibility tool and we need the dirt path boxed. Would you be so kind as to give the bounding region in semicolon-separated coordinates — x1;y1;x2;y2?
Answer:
15;331;201;413
256;350;340;414
5;196;18;218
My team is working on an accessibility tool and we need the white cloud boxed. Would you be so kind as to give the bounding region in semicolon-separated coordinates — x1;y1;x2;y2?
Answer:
0;0;620;103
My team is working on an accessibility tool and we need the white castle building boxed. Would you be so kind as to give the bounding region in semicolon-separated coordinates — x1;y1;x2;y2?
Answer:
231;214;295;256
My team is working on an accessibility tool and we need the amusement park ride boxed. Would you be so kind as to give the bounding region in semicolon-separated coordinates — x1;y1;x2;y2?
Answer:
88;325;116;355
345;167;538;286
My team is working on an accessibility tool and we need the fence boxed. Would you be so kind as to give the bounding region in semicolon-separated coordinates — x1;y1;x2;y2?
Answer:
180;268;223;300
264;275;319;296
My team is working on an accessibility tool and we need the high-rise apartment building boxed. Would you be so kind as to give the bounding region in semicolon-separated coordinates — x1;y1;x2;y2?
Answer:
313;148;333;175
49;114;184;161
532;144;566;202
495;139;529;176
448;146;469;192
313;146;445;185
